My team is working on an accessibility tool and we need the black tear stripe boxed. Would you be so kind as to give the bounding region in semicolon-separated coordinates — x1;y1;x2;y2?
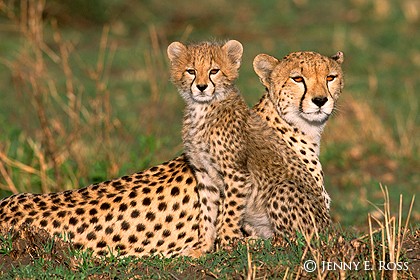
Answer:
298;79;308;111
326;79;333;98
190;75;196;90
209;74;216;88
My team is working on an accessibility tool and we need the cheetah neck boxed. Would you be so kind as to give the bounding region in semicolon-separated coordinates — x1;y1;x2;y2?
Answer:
253;93;330;209
282;112;325;152
252;94;322;156
182;89;243;141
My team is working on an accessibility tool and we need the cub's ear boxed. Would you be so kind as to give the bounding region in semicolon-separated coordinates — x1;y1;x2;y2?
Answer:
222;40;243;68
253;54;279;88
331;51;344;64
167;42;187;63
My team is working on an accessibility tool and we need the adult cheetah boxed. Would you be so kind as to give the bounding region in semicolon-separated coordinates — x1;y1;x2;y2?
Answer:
243;51;344;238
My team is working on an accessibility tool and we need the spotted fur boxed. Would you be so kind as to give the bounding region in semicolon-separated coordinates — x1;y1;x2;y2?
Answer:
0;156;199;257
167;40;251;256
0;49;344;258
244;51;344;237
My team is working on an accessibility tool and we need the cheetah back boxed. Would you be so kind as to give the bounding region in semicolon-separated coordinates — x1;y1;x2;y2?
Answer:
0;155;200;257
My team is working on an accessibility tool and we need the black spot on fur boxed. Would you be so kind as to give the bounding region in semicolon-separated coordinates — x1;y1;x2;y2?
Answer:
142;197;151;206
52;220;61;228
186;177;194;185
158;202;167;211
154;224;162;231
182;195;190;204
69;217;78;225
136;224;146;232
105;227;113;234
128;235;138;244
105;213;113;221
129;191;137;198
87;232;97;240
100;202;111;210
146;212;156;221
119;203;128;212
172;203;180;211
171;187;180;196
165;215;173;223
131;210;140;218
121;221;130;230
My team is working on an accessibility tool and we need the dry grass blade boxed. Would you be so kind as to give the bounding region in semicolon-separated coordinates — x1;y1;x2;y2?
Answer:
368;213;377;280
396;194;415;274
246;242;254;280
0;158;18;194
51;19;78;123
27;139;48;193
366;184;416;279
0;150;44;179
0;0;123;192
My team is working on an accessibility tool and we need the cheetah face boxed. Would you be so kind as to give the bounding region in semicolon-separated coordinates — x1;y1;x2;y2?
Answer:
183;66;221;103
167;40;243;104
286;61;342;124
253;51;344;130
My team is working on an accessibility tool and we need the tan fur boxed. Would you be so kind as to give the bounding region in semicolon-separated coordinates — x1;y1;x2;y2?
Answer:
0;156;200;257
244;51;344;237
168;40;251;256
0;49;344;258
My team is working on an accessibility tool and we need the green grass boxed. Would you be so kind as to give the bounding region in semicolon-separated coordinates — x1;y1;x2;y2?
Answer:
0;0;418;278
1;222;418;279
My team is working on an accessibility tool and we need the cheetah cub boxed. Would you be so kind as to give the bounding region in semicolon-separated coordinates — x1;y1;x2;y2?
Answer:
167;40;251;255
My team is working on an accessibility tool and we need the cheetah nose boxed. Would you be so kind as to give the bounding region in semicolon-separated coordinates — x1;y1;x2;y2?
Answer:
196;84;208;92
312;96;328;107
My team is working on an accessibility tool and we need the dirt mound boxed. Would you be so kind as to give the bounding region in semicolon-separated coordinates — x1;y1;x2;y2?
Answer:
0;225;76;273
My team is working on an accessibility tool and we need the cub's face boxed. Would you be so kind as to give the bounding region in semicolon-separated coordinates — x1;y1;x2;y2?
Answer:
167;40;243;103
254;51;344;126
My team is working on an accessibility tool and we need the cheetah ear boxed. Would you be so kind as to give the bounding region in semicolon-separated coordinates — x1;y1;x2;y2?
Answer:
167;42;187;63
222;40;243;69
253;54;279;88
331;51;344;64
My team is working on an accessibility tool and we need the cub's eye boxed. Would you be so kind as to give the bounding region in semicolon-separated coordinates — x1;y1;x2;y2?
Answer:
210;69;219;75
291;76;304;83
326;75;337;82
186;69;196;75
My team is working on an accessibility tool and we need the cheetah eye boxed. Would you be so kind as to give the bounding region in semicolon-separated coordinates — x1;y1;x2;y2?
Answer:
291;76;304;83
186;69;196;75
326;75;337;82
209;69;219;75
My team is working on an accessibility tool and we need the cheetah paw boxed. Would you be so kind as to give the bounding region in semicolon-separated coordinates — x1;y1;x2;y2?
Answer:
180;247;205;258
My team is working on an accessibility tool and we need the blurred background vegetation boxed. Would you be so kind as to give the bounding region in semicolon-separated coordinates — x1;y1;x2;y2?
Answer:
0;0;418;228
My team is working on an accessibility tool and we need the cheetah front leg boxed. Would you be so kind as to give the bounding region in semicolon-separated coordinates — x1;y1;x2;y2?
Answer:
216;170;252;248
182;170;222;257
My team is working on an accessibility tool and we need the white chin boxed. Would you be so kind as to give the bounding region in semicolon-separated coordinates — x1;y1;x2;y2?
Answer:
191;94;214;103
301;112;329;123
